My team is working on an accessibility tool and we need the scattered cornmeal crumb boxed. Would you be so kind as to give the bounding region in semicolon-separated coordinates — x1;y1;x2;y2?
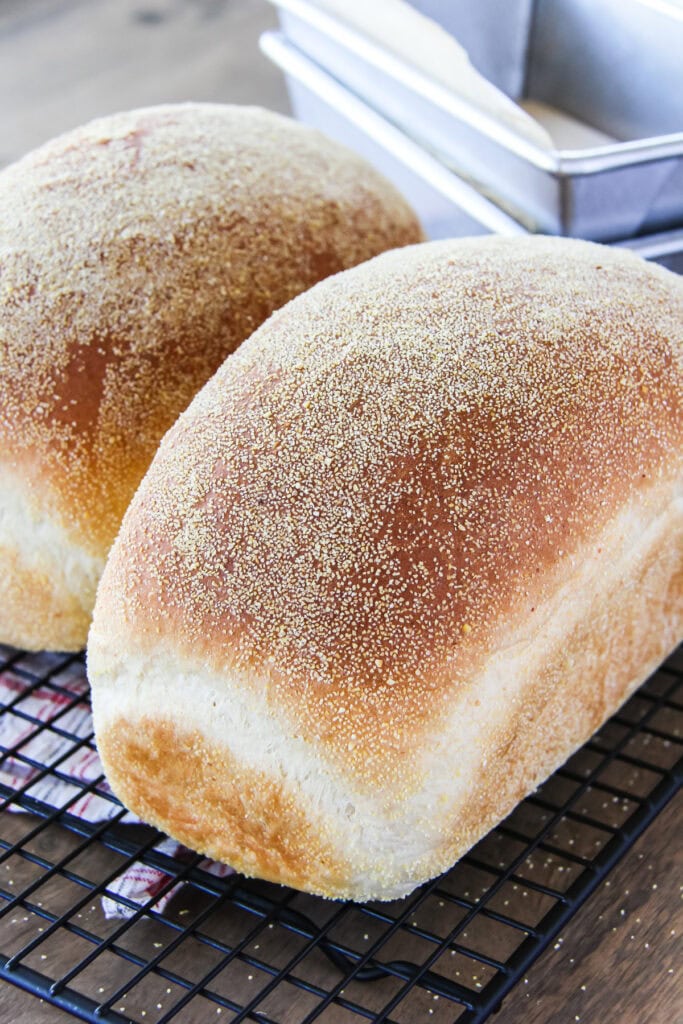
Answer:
91;235;683;899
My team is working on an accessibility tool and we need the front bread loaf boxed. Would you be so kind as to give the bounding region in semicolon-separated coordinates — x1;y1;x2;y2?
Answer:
88;237;683;901
0;102;422;651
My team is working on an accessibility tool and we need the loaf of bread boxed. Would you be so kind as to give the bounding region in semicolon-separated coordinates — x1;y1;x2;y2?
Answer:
0;102;422;652
88;237;683;901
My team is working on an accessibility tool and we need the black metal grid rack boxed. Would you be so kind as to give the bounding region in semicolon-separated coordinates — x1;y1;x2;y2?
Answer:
0;643;681;1024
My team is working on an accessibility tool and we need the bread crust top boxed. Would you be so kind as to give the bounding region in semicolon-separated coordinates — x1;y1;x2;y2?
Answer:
0;102;422;553
91;237;683;792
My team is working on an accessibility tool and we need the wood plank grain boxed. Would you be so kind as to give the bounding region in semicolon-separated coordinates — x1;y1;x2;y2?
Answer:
1;791;680;1024
0;0;288;167
493;791;682;1024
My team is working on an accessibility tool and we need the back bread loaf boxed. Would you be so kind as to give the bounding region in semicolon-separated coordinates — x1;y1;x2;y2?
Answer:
88;237;683;901
0;102;422;651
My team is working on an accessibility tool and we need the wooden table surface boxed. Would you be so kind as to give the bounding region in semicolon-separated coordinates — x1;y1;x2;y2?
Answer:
0;2;681;1022
0;0;287;169
1;791;680;1024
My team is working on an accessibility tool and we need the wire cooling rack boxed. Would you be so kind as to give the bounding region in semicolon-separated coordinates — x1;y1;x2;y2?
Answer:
0;643;681;1024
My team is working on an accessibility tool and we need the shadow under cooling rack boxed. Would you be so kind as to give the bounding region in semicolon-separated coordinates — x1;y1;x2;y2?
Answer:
0;643;681;1024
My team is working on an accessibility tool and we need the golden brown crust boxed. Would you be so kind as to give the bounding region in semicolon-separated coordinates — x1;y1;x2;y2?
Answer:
0;462;104;651
0;102;422;649
89;236;683;899
437;500;683;870
93;237;683;787
0;543;92;652
92;480;681;900
98;717;351;896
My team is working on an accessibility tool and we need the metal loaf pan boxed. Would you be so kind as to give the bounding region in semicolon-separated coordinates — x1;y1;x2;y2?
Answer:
261;30;683;274
261;30;525;241
269;0;683;242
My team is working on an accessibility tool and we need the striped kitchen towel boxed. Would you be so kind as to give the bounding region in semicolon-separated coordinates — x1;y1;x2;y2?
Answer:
0;653;233;920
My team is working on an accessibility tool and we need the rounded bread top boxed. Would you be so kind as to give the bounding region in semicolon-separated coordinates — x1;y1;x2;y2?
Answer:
92;236;683;786
0;102;422;549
